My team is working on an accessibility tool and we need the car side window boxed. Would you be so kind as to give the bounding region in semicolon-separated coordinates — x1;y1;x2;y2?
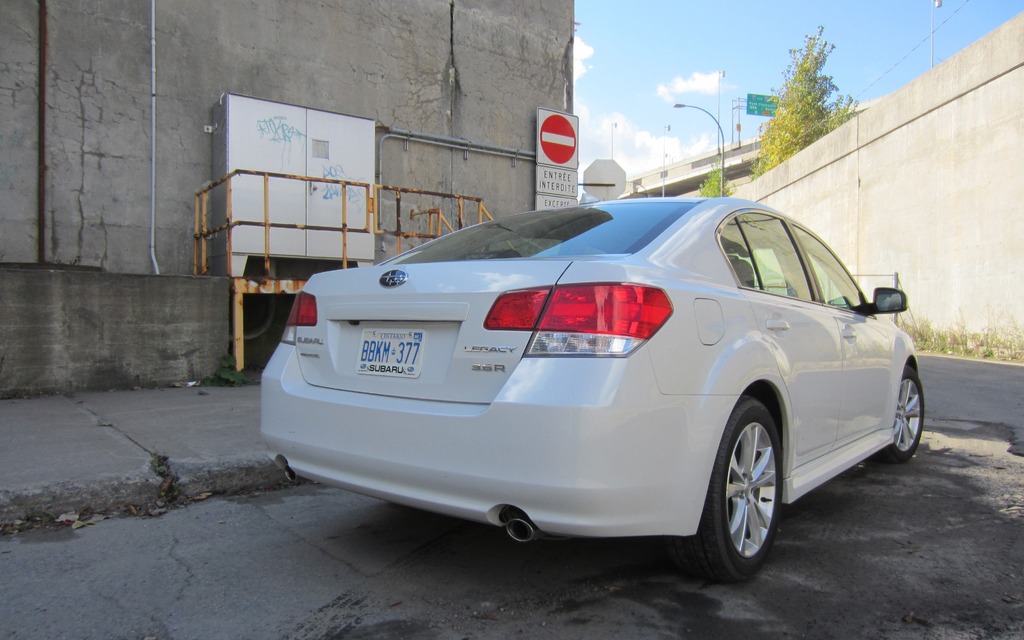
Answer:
792;226;865;310
732;213;813;302
719;219;760;288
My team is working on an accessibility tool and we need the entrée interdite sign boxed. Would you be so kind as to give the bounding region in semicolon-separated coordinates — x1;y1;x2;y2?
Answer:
535;108;579;209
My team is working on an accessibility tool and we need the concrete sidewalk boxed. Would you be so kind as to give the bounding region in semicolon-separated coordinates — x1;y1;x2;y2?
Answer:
0;384;281;522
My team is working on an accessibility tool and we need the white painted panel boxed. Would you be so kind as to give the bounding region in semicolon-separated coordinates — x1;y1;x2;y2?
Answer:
228;95;307;175
305;108;376;261
225;95;308;259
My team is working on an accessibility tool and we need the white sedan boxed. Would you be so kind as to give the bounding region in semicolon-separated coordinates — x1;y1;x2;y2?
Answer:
261;197;923;581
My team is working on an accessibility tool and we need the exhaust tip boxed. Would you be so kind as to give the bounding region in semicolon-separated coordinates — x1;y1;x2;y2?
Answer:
273;454;297;482
500;506;541;542
506;518;537;542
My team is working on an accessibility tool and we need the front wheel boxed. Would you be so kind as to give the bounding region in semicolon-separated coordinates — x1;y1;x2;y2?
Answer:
667;397;781;582
876;365;924;463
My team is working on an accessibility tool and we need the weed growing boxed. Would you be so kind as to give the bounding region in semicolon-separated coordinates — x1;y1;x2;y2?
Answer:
901;315;1024;362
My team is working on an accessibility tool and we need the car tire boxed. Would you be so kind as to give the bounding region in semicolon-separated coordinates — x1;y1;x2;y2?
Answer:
876;365;924;463
667;397;781;582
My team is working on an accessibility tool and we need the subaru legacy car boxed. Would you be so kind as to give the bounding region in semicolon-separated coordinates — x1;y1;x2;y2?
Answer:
261;197;923;581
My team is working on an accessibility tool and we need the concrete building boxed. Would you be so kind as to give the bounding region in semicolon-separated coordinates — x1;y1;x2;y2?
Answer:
0;0;575;395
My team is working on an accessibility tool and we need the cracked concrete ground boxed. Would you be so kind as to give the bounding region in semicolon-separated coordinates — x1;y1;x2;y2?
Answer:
0;384;279;522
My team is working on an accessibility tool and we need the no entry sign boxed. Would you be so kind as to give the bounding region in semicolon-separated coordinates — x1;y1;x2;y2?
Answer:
535;108;579;209
536;109;579;169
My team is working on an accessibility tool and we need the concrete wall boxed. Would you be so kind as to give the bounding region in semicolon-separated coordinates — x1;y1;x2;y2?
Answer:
2;0;574;275
0;1;573;394
0;268;228;397
736;13;1024;332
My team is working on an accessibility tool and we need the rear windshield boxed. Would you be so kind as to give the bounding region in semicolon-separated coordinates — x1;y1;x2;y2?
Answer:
389;201;697;264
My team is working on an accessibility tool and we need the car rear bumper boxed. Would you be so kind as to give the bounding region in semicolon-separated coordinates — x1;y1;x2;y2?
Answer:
260;346;735;538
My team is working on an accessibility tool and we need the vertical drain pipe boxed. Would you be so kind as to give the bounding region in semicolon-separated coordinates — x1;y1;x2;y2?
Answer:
37;0;47;264
148;0;161;274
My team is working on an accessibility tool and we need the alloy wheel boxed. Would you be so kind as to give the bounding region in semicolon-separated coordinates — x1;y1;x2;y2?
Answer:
726;422;777;558
893;378;922;451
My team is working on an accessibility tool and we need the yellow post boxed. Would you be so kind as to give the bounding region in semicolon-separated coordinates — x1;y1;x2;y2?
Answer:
341;182;348;268
193;192;201;275
263;173;271;275
232;282;245;371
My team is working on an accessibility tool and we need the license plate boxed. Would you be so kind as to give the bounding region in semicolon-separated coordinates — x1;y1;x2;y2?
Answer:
357;329;425;378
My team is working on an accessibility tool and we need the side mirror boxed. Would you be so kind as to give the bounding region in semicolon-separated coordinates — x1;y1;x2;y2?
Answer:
872;287;907;314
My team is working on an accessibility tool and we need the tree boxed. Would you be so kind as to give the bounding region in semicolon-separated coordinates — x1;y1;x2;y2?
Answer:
753;27;856;177
698;164;734;198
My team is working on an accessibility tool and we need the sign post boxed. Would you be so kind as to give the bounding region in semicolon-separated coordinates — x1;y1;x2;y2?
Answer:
535;108;579;209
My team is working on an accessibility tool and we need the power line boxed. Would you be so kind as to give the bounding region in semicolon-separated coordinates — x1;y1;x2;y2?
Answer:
855;0;973;100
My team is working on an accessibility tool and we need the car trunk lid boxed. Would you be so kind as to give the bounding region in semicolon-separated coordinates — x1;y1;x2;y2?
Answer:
292;260;572;403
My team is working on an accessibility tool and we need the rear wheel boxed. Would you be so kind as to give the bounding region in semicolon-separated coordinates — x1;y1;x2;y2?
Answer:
876;365;924;463
668;397;781;582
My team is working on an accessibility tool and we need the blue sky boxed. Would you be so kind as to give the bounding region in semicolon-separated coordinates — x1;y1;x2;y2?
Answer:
573;0;1022;181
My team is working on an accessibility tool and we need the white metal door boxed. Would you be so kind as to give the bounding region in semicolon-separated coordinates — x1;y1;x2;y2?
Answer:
305;109;376;262
227;95;307;269
750;294;844;463
835;315;895;448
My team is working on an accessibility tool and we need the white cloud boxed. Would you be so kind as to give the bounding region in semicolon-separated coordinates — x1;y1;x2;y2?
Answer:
574;37;594;86
656;71;725;103
576;108;713;181
622;126;711;178
572;39;714;187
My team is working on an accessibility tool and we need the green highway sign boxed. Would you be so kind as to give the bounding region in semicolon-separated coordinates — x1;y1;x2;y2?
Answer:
746;93;778;117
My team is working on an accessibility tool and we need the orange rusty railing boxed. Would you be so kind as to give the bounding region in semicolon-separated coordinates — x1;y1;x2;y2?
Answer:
192;170;492;369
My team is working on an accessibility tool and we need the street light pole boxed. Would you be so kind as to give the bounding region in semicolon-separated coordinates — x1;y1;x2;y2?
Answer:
674;103;726;197
662;124;670;197
717;71;725;144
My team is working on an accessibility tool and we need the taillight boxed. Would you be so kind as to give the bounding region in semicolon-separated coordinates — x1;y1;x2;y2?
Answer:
484;283;673;356
483;287;551;330
281;292;318;344
539;284;672;339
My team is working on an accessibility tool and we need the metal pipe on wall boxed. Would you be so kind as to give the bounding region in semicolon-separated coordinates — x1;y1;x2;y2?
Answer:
149;0;161;274
37;0;47;264
376;127;535;185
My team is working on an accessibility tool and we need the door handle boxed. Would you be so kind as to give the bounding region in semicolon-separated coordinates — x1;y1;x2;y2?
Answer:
765;316;790;331
841;325;857;342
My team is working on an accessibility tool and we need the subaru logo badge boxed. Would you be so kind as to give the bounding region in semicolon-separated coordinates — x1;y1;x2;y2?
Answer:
379;269;408;288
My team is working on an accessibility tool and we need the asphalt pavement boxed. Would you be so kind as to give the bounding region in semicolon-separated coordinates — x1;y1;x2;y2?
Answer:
2;356;1022;639
0;383;279;522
